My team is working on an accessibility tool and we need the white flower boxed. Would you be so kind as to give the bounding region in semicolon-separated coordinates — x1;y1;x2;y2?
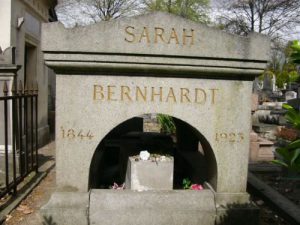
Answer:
139;150;150;161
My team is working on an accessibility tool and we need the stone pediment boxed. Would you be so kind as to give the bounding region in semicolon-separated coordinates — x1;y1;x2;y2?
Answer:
42;12;270;78
0;47;20;74
0;47;14;65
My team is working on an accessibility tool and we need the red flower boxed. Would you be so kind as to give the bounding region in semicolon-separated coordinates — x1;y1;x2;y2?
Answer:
190;184;203;190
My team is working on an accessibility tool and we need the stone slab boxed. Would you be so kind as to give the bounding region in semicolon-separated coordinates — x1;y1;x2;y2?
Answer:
125;157;173;191
257;146;274;161
42;12;269;78
214;192;250;206
249;142;259;162
249;137;274;162
250;131;258;142
251;93;259;111
89;189;216;225
252;123;277;133
40;192;89;225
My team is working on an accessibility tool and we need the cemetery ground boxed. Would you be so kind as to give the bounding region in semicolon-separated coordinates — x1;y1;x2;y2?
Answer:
249;164;300;225
0;142;55;225
0;141;299;225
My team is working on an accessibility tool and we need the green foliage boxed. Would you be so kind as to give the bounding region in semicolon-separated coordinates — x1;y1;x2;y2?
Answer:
283;104;300;130
272;104;300;174
273;141;300;173
157;114;176;134
291;40;300;64
267;41;299;88
143;0;210;23
182;178;192;189
272;41;300;172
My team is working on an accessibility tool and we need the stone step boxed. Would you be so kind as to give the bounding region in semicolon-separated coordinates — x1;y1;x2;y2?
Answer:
89;190;216;225
90;189;215;209
90;209;214;225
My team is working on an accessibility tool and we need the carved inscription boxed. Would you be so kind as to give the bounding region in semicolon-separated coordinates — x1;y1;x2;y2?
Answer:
60;127;94;140
215;132;244;143
125;26;195;46
93;85;219;105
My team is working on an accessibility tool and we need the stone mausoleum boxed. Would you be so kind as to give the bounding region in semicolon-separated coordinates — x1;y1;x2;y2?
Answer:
0;0;57;148
41;12;270;225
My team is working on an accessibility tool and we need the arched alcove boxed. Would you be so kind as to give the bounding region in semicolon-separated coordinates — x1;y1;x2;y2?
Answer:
88;114;218;190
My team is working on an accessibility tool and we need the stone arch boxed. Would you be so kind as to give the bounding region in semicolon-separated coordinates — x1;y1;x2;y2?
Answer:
88;113;218;190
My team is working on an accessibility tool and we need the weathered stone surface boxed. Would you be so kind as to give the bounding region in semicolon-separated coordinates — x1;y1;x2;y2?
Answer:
251;93;259;111
89;190;216;225
125;157;173;190
54;75;253;194
212;189;250;205
250;131;258;142
41;12;270;225
249;137;274;162
249;142;260;162
285;91;297;101
257;138;274;161
0;47;15;65
40;192;89;225
42;12;269;78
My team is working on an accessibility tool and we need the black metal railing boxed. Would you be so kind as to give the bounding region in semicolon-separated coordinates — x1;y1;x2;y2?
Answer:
0;80;38;198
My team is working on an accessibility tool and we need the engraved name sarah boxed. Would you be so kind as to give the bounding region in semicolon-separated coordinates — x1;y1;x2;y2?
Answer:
124;26;195;46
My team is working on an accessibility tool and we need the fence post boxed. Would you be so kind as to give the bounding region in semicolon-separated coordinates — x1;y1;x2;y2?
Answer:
35;82;39;172
18;80;24;176
11;82;17;195
3;81;10;192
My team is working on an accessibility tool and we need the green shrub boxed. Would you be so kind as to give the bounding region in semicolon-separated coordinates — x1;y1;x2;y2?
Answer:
157;114;176;134
272;104;300;174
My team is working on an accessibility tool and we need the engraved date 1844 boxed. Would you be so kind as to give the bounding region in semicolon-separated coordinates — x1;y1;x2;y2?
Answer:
60;127;94;140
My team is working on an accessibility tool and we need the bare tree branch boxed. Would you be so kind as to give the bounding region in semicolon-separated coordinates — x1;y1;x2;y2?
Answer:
56;0;140;27
216;0;300;40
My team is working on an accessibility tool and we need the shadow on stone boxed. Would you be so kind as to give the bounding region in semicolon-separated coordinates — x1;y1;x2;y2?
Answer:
216;203;260;225
43;215;57;225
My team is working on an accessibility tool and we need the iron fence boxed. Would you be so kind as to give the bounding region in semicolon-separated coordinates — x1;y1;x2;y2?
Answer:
0;80;38;198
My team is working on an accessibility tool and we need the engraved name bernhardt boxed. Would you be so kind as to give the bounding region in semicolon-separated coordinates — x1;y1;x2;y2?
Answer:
93;85;218;105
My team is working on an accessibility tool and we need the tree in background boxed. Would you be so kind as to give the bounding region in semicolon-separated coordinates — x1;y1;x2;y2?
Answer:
56;0;211;27
214;0;300;90
56;0;140;26
266;41;299;88
272;45;300;174
142;0;210;23
291;40;300;64
76;0;139;21
216;0;300;41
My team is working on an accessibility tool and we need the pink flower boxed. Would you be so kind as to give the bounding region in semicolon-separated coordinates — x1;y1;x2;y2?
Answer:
190;184;203;190
112;182;125;190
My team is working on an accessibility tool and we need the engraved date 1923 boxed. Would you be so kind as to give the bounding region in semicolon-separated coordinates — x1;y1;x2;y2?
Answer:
215;132;244;143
